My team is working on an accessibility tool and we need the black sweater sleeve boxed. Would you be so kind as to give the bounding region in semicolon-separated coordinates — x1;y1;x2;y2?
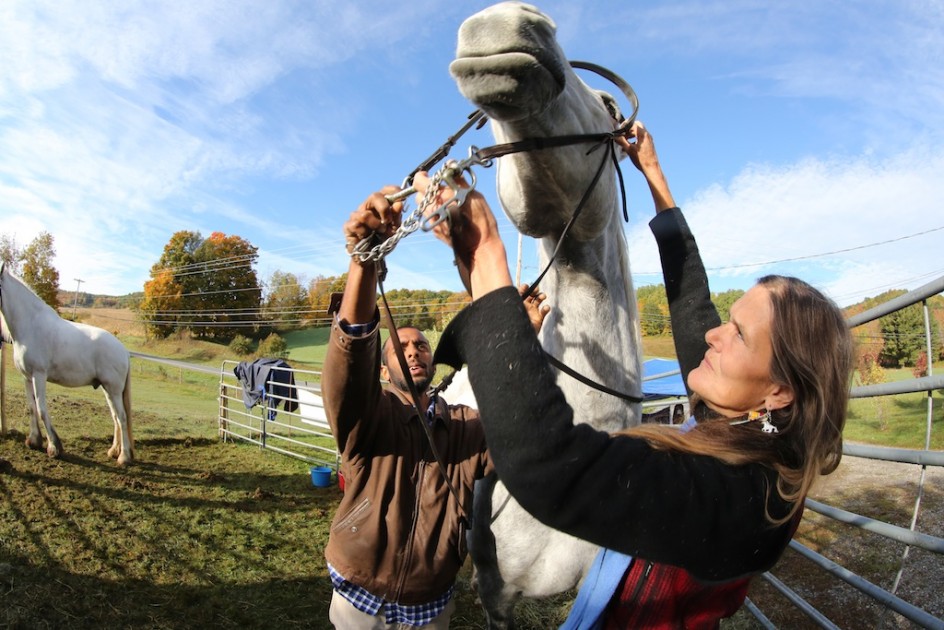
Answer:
650;208;722;389
433;212;790;582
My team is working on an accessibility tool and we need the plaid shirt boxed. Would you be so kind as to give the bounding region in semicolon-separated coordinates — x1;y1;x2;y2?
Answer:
328;564;454;626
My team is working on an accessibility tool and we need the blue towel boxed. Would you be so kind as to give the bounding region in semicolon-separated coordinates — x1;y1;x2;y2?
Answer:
559;547;633;630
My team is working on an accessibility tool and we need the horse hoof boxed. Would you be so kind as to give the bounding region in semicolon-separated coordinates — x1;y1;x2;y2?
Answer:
117;453;133;467
25;438;43;452
46;445;62;459
107;446;120;459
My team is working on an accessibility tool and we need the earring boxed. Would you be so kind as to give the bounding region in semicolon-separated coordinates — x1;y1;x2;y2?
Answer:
749;409;779;434
730;409;779;434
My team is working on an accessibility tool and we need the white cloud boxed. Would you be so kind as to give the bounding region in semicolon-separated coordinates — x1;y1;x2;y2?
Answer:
627;143;944;306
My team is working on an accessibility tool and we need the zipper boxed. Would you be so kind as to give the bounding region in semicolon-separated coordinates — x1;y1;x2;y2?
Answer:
628;560;654;603
393;457;426;601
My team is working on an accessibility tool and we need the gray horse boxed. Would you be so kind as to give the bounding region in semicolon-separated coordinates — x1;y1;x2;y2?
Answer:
447;2;643;627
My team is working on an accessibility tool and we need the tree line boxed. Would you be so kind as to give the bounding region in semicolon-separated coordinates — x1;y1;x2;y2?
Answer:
135;230;470;342
3;230;942;371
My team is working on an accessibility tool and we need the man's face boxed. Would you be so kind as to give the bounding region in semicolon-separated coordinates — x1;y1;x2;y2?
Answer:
381;327;434;394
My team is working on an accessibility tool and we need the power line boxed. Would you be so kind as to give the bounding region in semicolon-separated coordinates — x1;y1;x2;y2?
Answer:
703;225;944;271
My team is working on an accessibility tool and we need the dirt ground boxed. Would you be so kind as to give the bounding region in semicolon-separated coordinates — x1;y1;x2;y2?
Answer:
739;451;943;629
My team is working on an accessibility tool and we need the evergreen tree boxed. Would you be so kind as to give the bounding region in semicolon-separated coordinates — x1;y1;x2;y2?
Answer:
878;304;926;367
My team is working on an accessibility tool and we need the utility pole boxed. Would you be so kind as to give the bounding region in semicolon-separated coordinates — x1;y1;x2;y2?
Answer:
72;278;84;320
515;233;523;287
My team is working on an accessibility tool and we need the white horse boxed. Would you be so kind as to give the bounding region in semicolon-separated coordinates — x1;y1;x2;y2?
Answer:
446;2;643;627
0;263;134;465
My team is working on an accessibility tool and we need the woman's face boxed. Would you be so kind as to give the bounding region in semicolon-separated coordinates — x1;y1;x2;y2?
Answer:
687;284;792;417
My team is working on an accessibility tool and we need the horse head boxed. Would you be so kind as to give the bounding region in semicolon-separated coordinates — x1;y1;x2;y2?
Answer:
450;1;625;241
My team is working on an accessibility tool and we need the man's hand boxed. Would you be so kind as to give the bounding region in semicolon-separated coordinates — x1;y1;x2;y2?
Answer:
344;186;405;258
520;284;550;334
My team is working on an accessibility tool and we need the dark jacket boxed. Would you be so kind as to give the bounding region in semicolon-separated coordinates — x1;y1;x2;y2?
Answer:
433;208;795;586
321;319;491;605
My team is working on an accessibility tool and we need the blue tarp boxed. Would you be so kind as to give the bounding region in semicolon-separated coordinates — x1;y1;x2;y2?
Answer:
642;358;686;399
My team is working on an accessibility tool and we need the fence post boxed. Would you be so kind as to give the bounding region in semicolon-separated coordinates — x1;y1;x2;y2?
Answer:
219;382;229;440
1;341;7;435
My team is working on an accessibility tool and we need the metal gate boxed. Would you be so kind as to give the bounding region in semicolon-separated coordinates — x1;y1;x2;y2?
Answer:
218;359;338;469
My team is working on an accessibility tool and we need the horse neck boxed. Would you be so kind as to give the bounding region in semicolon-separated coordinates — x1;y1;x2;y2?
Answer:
0;272;52;343
535;224;642;431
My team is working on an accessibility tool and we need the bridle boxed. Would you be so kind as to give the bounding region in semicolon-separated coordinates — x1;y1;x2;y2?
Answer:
365;61;644;522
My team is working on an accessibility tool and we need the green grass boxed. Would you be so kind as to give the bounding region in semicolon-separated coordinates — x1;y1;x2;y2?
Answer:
0;360;572;629
845;366;944;450
283;327;331;364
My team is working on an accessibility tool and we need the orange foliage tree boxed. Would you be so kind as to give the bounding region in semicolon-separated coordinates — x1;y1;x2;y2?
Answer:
138;230;261;340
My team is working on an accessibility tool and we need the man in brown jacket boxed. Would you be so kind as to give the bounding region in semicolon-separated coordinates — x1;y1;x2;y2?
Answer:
322;189;547;628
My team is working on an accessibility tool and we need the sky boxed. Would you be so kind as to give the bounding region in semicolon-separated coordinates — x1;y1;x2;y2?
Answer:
1;0;943;308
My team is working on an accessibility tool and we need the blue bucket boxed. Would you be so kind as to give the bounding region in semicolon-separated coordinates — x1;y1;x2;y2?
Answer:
310;466;332;488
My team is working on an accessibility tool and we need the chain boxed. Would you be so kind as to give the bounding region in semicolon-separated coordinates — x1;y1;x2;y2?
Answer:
350;149;489;264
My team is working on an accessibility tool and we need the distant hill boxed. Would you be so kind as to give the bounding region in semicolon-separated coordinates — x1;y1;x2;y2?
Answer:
57;290;143;310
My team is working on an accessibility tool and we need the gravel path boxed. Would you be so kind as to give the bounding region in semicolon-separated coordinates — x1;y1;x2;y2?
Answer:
785;447;944;628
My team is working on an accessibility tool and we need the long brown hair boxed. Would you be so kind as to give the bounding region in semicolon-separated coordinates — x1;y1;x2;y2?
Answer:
623;275;853;524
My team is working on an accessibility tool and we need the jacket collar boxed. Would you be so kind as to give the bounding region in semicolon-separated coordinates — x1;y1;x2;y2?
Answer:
386;386;449;426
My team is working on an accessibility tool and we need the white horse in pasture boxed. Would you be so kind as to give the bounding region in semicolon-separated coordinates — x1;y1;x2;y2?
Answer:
0;263;134;465
445;2;643;627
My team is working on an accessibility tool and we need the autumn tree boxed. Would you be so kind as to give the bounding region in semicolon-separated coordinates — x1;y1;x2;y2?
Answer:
139;230;261;340
139;269;183;338
263;270;309;327
192;232;261;339
640;301;669;336
308;274;348;323
856;352;888;430
0;235;21;273
304;275;467;330
636;284;669;336
19;232;61;311
139;231;200;338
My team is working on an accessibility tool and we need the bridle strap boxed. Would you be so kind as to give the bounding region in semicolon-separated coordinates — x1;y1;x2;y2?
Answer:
403;110;488;185
569;60;640;124
545;353;643;403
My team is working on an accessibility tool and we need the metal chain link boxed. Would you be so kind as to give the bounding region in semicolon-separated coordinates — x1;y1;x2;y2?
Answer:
349;150;489;263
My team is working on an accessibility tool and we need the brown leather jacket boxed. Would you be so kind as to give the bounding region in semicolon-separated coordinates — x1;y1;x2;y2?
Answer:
321;318;491;604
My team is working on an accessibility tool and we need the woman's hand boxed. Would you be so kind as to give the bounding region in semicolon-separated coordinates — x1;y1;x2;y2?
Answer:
412;171;512;298
616;121;676;213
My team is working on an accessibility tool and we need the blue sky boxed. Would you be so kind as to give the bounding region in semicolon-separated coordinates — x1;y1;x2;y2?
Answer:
1;0;942;307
